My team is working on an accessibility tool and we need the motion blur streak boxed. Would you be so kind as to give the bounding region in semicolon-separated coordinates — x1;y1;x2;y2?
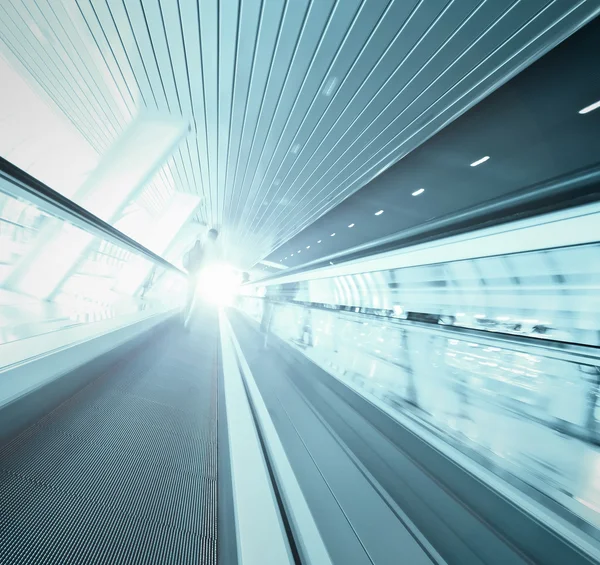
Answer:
240;202;600;533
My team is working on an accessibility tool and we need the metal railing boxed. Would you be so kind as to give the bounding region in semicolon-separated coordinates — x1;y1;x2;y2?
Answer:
0;155;184;275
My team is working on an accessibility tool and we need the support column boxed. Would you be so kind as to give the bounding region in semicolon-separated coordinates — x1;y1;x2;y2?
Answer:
114;191;201;295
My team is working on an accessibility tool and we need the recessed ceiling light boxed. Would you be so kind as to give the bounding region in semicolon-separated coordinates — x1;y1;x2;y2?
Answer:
412;188;425;196
470;155;490;167
317;240;322;243
579;100;600;114
297;250;301;253
348;223;355;228
375;210;384;215
285;257;287;259
306;245;310;249
331;233;335;237
291;253;294;256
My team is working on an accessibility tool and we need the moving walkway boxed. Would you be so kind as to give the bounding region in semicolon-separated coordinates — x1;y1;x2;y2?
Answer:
2;161;600;564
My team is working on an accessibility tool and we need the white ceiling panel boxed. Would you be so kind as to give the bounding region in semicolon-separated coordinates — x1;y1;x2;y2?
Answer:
0;0;598;268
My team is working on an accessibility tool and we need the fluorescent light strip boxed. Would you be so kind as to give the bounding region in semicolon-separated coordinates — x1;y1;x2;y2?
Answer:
579;100;600;114
412;188;425;196
375;210;384;216
348;223;355;228
470;155;490;167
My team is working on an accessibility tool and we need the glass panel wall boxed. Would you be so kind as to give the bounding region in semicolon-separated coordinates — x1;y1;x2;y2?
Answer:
0;187;185;348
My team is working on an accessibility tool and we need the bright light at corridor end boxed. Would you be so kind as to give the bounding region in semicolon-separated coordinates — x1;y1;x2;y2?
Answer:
196;263;241;306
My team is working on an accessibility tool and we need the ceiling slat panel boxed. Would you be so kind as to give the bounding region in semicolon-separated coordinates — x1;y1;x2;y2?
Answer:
20;0;123;141
250;0;593;253
227;1;286;227
198;0;220;223
171;146;193;193
277;0;592;240
221;0;263;230
216;0;241;228
1;0;598;267
234;0;326;236
42;1;134;124
70;1;139;115
101;0;157;108
0;34;95;150
242;0;392;235
244;0;423;241
111;0;198;212
147;0;207;206
139;0;184;113
118;0;170;110
240;0;377;240
254;0;464;238
287;1;542;205
0;4;111;150
179;0;212;213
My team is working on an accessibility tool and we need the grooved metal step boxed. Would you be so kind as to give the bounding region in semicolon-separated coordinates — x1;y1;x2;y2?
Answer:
0;322;219;564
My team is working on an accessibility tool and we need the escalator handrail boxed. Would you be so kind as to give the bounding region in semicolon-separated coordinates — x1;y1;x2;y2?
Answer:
0;156;184;275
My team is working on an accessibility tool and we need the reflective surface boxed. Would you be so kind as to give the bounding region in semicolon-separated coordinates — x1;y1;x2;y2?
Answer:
0;190;51;284
239;295;600;535
0;188;185;350
252;203;600;347
241;204;600;535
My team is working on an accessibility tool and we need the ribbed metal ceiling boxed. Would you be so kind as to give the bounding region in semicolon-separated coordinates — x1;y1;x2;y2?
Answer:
0;0;598;268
